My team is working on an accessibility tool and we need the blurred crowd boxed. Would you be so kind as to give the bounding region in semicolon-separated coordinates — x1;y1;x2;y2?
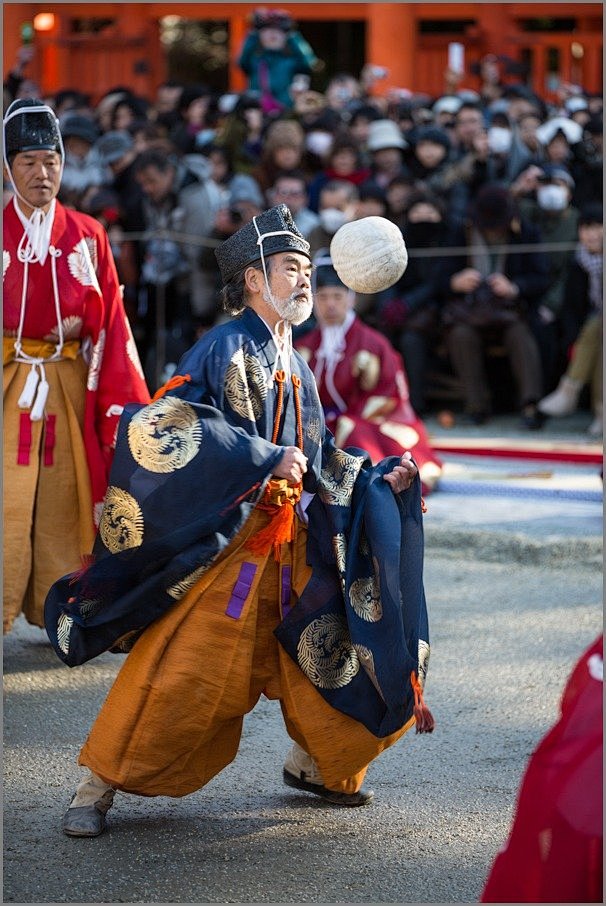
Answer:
3;9;603;433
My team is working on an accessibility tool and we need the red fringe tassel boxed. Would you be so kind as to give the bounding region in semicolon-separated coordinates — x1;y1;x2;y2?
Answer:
411;670;435;734
68;553;96;585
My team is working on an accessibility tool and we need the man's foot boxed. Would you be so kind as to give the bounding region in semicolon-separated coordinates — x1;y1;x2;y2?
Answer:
62;805;107;837
538;377;581;417
282;768;374;807
520;404;545;430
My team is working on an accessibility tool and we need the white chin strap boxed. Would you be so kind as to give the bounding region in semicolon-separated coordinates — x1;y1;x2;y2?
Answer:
251;217;296;311
251;216;306;382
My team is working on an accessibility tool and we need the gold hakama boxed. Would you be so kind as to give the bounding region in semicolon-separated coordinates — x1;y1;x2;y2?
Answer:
80;507;413;797
3;349;94;633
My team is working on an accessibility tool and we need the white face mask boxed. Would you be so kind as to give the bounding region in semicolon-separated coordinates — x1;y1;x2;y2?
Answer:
537;184;569;212
319;208;348;235
488;126;513;154
306;131;333;158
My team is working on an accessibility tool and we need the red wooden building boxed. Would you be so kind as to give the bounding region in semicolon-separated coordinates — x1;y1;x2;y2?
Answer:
3;3;603;104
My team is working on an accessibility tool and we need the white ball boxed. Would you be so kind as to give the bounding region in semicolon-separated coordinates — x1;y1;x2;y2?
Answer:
329;216;408;294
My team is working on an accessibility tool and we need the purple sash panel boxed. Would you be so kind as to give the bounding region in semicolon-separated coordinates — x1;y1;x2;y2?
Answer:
225;562;257;620
281;565;292;618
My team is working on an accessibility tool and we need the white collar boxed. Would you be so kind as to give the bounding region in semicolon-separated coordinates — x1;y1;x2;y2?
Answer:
13;196;56;266
317;309;355;359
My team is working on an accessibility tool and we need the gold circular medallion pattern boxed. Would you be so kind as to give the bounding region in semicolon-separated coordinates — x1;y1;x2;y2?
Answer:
99;487;144;553
224;349;267;421
297;613;359;689
319;450;365;506
128;397;203;473
349;575;383;622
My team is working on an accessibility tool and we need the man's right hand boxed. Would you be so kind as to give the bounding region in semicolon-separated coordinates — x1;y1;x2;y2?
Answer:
273;446;308;483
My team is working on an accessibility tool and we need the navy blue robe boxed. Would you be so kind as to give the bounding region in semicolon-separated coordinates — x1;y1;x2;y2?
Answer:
45;308;430;737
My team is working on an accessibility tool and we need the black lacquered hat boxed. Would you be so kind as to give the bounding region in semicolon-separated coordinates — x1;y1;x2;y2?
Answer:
215;204;310;284
3;99;63;158
312;248;347;290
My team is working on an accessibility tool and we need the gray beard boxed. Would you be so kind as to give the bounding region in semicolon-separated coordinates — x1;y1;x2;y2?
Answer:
264;288;314;326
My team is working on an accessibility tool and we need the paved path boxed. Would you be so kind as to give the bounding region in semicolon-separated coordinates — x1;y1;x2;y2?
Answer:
4;546;601;903
4;411;602;903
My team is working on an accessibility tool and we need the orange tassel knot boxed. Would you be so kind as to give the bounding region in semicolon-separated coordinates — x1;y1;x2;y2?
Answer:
411;669;435;734
246;499;296;561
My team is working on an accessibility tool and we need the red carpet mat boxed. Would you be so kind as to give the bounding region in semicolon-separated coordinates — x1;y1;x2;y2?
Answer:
432;437;603;465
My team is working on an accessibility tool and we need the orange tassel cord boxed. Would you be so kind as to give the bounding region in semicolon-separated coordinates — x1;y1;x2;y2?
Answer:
245;371;305;561
151;373;192;401
410;670;435;734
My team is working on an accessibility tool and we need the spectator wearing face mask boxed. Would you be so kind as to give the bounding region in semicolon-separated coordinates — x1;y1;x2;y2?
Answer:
518;164;580;393
487;111;537;181
376;191;449;415
306;179;359;257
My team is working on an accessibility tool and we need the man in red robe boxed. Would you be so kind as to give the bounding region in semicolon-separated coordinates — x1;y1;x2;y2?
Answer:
481;635;603;904
3;99;150;633
295;252;442;493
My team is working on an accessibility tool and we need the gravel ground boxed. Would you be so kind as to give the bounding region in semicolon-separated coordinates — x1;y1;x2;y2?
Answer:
3;542;601;904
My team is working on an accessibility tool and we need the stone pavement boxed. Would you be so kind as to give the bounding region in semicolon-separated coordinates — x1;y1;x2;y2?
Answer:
422;410;603;566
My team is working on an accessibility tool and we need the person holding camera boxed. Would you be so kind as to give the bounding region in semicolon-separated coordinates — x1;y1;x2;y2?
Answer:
439;184;549;428
130;148;224;379
237;7;319;114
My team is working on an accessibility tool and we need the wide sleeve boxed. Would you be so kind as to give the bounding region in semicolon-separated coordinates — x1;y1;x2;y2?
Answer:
92;225;150;457
155;327;286;472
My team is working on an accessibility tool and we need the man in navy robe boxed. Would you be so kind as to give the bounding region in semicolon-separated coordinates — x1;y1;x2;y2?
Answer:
46;205;432;837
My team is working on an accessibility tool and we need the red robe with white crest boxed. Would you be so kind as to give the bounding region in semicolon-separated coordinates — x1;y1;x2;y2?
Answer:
3;199;150;520
296;314;442;492
3;198;149;630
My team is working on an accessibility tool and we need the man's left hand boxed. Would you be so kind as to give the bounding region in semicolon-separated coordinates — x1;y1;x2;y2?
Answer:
383;451;418;493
